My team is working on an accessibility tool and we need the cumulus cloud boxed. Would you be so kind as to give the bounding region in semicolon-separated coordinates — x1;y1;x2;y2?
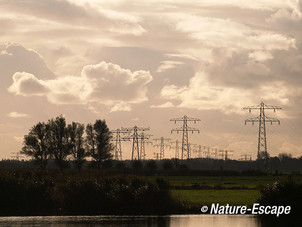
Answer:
82;61;152;104
8;72;49;96
8;112;29;118
8;61;153;111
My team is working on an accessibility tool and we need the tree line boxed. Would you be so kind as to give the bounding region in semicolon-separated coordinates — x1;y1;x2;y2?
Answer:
21;115;113;170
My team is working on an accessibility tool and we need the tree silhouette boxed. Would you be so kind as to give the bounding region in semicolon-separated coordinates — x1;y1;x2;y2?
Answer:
68;122;86;171
86;120;113;169
48;115;71;170
21;122;51;169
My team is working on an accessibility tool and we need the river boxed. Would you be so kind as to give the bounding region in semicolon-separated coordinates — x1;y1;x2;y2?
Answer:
0;215;269;227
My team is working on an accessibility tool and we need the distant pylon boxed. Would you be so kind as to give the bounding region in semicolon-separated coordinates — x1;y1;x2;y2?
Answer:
111;129;130;160
122;126;150;160
139;132;152;160
11;152;24;161
153;137;171;160
211;148;218;159
219;149;233;160
170;115;200;159
241;154;252;161
170;140;180;159
244;102;281;168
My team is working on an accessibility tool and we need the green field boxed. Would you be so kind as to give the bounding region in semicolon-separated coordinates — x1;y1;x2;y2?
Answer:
171;189;260;206
161;175;302;207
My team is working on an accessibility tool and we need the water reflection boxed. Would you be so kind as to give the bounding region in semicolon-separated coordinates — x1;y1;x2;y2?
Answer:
0;215;291;227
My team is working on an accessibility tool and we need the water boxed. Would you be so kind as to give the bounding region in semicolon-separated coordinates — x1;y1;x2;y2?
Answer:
0;215;262;227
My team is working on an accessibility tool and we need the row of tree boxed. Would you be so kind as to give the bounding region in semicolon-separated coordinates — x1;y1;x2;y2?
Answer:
21;115;113;170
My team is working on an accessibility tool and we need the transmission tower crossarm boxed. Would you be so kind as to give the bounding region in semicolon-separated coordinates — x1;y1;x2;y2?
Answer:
264;116;280;124
245;116;260;124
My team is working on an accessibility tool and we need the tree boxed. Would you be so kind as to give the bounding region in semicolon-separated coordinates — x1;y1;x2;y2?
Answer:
21;122;51;169
48;115;71;170
68;122;86;171
145;160;157;171
86;120;113;169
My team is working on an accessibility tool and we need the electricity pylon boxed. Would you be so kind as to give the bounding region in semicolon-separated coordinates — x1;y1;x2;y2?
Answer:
244;102;281;168
189;143;197;158
111;129;130;160
219;149;233;160
211;148;218;159
241;154;252;161
11;152;24;161
170;115;200;160
203;146;211;158
140;133;152;160
154;152;160;160
153;137;171;160
170;140;180;159
121;126;150;160
197;145;203;158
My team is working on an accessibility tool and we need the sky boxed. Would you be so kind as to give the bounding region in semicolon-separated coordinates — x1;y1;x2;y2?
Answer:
0;0;302;160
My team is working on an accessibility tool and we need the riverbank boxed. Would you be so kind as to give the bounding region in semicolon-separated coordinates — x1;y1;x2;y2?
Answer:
0;169;301;216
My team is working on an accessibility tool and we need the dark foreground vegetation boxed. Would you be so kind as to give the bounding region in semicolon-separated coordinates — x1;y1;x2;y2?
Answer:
0;169;184;216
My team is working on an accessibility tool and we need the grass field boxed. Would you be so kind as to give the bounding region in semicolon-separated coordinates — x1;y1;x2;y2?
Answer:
161;175;302;207
171;189;260;206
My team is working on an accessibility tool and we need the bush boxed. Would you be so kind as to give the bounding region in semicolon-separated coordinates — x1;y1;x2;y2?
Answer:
258;177;302;216
0;169;177;215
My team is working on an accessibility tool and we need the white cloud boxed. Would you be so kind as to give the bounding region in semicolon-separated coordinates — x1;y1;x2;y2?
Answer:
8;72;49;96
160;71;300;114
109;102;132;112
8;111;29;118
156;61;184;73
8;61;153;111
150;102;175;108
248;50;274;62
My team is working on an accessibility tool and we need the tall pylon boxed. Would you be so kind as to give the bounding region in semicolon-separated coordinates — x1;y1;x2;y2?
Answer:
111;129;130;161
139;132;152;160
122;126;150;160
153;137;171;160
170;115;200;160
244;102;281;168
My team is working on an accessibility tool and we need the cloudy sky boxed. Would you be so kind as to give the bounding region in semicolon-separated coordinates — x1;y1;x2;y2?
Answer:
1;0;302;160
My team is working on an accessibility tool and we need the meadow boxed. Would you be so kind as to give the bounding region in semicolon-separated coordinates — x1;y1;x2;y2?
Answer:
159;175;302;207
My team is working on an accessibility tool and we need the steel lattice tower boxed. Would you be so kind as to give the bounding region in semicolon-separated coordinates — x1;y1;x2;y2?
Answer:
244;102;281;168
241;154;252;161
111;129;130;161
211;148;218;159
153;137;171;160
139;133;152;160
170;115;200;160
122;126;150;160
171;140;180;159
